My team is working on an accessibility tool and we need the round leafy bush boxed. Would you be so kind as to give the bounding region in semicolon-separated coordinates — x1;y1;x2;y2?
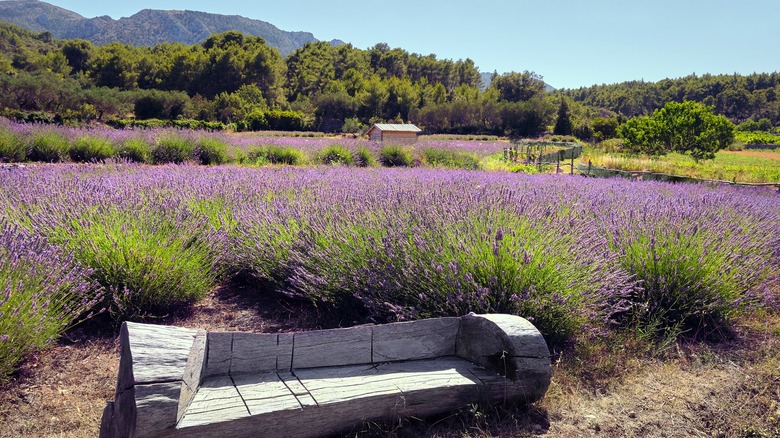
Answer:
196;138;229;165
152;135;195;164
353;147;377;167
69;135;115;162
117;138;152;163
28;131;69;162
379;145;413;167
0;129;26;162
318;145;353;165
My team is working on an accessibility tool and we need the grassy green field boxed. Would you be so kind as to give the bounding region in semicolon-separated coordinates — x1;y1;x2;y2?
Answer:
581;147;780;183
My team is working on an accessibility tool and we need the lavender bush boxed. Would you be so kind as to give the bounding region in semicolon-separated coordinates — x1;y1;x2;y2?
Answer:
378;145;413;167
353;146;378;167
0;222;101;382
195;137;230;165
0;128;25;162
316;145;353;165
69;135;115;162
421;147;481;169
151;134;196;164
591;181;780;340
28;130;69;162
1;165;229;320
0;164;777;349
0;117;510;169
116;137;152;163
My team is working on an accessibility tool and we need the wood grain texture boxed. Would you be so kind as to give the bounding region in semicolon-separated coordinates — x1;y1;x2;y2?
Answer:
234;372;304;415
123;322;199;385
102;323;198;438
134;382;183;438
177;331;207;424
178;375;249;429
372;317;460;362
166;357;519;438
294;357;491;405
231;332;293;374
456;313;551;403
204;332;232;377
292;325;372;369
278;372;317;407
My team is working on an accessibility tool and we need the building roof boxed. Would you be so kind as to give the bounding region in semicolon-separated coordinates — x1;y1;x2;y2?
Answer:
367;123;422;133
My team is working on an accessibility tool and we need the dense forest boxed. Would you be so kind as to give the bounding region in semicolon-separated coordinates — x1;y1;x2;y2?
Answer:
1;22;778;137
561;73;780;126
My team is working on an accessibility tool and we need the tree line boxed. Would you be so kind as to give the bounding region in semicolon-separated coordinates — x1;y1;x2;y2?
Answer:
0;23;554;136
1;22;777;139
560;73;780;126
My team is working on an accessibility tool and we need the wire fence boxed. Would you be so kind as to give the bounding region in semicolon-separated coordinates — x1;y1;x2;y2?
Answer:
503;141;583;173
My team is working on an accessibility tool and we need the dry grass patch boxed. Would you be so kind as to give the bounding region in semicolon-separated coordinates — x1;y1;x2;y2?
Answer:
0;336;116;438
542;315;780;438
724;150;780;163
0;289;777;438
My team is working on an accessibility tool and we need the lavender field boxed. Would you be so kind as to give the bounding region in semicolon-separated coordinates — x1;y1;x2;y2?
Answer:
0;118;507;168
1;164;779;381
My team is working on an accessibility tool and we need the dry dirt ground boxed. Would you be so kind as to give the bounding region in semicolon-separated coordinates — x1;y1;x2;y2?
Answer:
1;281;778;438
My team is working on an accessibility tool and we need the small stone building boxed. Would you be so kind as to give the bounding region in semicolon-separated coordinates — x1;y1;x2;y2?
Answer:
365;123;422;143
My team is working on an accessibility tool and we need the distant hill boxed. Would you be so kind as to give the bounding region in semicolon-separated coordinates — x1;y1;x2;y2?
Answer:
0;0;344;56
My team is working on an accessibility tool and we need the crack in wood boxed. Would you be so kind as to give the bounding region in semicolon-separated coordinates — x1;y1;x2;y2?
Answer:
289;333;295;371
288;371;319;407
467;368;488;385
134;378;182;386
229;374;251;416
277;373;306;409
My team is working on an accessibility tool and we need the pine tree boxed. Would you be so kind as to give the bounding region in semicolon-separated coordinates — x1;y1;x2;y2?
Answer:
554;98;573;136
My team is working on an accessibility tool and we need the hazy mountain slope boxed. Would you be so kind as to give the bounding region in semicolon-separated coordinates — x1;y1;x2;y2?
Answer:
0;0;343;55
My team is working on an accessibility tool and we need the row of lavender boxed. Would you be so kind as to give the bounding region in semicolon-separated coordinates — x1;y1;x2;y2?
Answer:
1;165;778;380
0;118;506;167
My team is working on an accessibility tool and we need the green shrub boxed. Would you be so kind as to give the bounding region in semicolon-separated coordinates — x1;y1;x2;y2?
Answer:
248;145;305;165
152;135;195;164
342;117;365;134
378;145;413;167
117;138;152;163
232;148;249;165
0;129;26;162
265;110;309;131
195;137;229;165
241;110;268;131
422;148;480;170
108;118;226;131
28;131;69;162
317;145;353;165
735;131;780;145
269;146;305;165
69;135;115;162
246;146;269;165
353;147;377;167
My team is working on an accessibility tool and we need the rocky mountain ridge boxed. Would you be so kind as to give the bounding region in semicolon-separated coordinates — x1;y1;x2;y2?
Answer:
0;0;343;56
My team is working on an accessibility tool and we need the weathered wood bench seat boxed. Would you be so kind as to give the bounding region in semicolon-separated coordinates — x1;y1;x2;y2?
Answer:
99;313;552;438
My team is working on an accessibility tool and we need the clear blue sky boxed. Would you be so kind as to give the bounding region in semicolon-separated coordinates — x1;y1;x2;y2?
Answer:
38;0;780;89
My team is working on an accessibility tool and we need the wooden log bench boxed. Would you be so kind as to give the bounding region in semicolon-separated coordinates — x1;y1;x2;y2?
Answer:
99;313;552;438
